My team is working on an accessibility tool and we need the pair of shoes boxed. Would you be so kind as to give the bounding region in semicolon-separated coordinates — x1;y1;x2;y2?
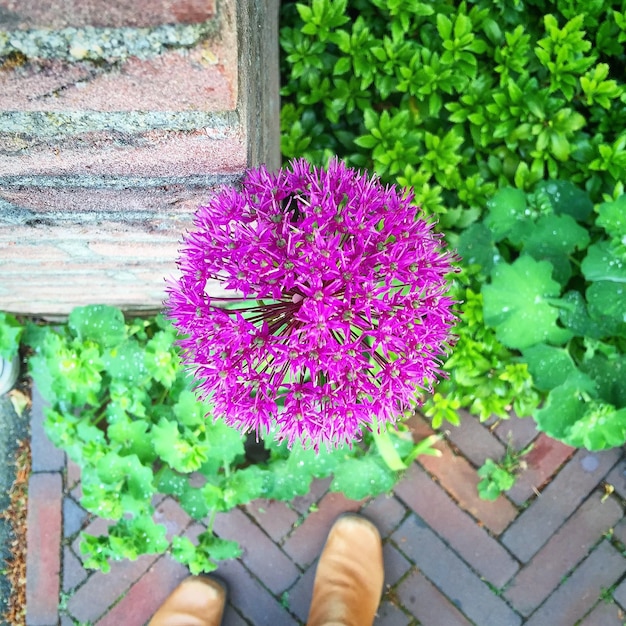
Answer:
306;513;384;626
149;514;383;626
148;576;226;626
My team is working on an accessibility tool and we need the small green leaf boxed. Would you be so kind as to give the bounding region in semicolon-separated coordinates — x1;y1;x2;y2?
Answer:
330;455;396;500
69;305;126;347
597;196;626;238
533;180;593;221
0;312;23;361
484;187;530;242
582;242;626;283
522;343;577;391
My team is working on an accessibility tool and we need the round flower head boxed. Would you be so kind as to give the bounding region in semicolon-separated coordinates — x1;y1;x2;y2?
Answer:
166;158;457;449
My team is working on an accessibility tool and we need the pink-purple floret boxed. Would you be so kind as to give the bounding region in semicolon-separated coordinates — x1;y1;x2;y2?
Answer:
166;158;458;449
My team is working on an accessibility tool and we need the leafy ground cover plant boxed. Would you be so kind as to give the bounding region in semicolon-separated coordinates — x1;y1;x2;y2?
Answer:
24;305;441;573
459;183;626;449
477;442;534;501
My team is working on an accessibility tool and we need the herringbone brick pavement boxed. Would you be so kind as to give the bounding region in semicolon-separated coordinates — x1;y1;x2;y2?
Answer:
26;394;626;626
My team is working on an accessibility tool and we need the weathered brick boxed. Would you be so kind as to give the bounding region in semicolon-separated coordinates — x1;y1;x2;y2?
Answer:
95;555;188;626
408;413;518;535
375;600;411;626
29;387;65;472
605;458;626;501
391;515;522;626
67;552;160;623
213;558;299;626
26;473;63;626
221;606;252;626
282;561;317;623
501;448;621;562
281;491;362;568
244;499;300;543
525;541;626;626
613;576;626;612
63;496;88;538
394;463;519;588
494;413;538;449
153;497;192;540
213;507;300;595
504;492;623;616
62;546;88;593
506;433;576;505
360;493;407;539
443;409;506;468
579;601;626;626
0;0;216;28
396;569;473;626
382;542;412;589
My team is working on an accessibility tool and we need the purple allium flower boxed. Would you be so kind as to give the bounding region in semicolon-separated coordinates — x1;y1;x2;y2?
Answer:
166;158;457;449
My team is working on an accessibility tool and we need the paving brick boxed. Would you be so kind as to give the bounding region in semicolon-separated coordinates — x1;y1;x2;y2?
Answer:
525;541;626;626
360;493;408;538
613;576;626;611
245;499;299;543
579;601;626;626
396;569;473;626
443;409;506;468
612;517;626;546
281;491;362;568
494;413;538;449
153;496;192;540
67;552;160;623
65;460;81;492
391;515;522;626
214;558;299;626
62;546;88;593
71;516;114;559
213;507;300;595
382;542;412;589
26;472;63;626
501;448;622;562
605;458;626;500
506;433;576;505
63;496;88;538
504;492;623;616
394;463;519;588
29;388;65;472
222;606;252;626
290;476;332;515
283;561;317;623
95;555;188;626
375;600;411;626
0;0;216;28
408;413;518;535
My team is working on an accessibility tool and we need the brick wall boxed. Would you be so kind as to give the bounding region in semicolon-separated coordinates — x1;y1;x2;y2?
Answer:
0;0;280;316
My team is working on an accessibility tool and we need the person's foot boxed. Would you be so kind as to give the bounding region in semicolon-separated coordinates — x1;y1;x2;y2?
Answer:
149;576;226;626
306;514;384;626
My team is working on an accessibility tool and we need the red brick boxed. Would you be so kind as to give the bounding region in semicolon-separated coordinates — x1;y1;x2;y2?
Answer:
0;132;246;177
525;541;626;626
504;492;623;616
394;463;519;588
67;552;160;623
579;601;626;626
0;0;216;28
407;414;518;535
213;558;300;626
391;515;522;626
506;433;576;505
95;555;188;626
245;499;299;543
213;507;300;595
501;448;622;562
443;408;506;468
360;493;407;539
493;413;538;449
153;497;192;540
26;473;63;626
396;569;473;626
281;491;362;568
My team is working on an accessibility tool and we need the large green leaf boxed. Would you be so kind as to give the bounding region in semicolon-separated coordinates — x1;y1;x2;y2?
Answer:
484;187;531;243
69;305;126;347
581;242;626;283
534;180;593;221
330;455;396;500
482;256;572;349
522;343;577;392
558;291;607;339
456;222;499;274
586;282;626;329
597;196;626;238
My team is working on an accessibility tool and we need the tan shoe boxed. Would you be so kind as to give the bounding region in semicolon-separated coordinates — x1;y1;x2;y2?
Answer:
148;576;226;626
306;514;384;626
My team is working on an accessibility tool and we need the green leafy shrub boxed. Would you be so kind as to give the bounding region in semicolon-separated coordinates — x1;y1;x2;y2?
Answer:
24;305;436;573
459;184;626;450
0;312;23;362
280;0;625;227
